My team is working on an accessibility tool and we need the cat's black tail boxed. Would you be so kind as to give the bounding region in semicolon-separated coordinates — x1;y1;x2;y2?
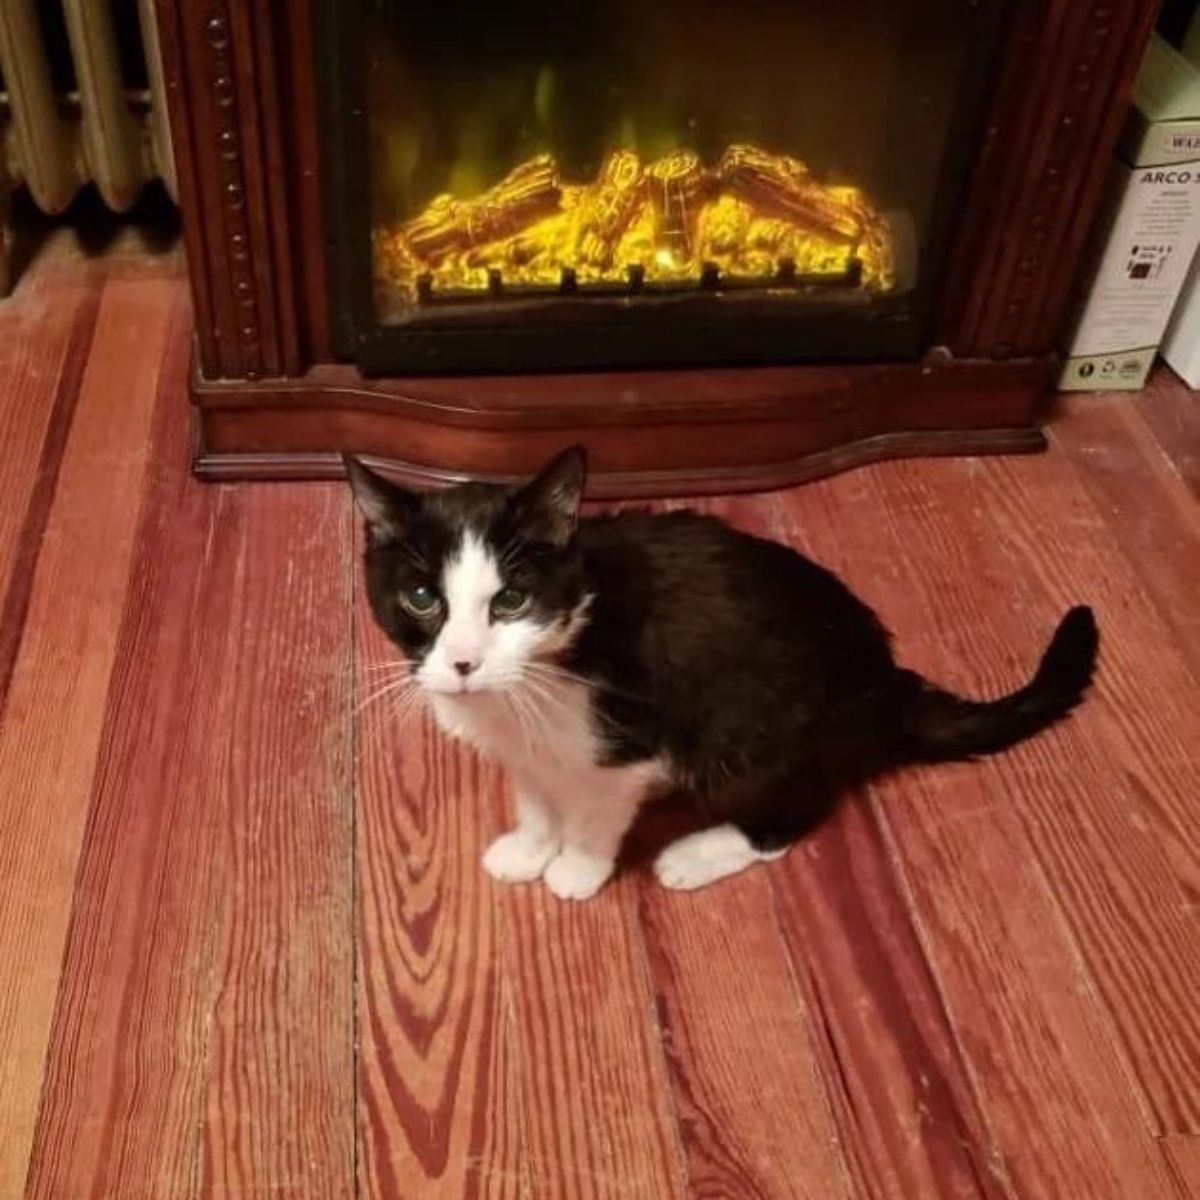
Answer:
900;606;1099;763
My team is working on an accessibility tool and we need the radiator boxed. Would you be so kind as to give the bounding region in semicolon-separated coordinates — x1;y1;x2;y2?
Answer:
0;0;176;289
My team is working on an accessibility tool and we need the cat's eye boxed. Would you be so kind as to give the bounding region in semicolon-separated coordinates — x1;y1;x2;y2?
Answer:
400;584;440;617
490;586;530;619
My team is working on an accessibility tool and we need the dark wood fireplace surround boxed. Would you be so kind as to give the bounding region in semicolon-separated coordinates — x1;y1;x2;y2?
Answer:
156;0;1158;497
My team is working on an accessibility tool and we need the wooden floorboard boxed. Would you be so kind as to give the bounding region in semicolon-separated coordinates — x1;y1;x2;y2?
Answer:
197;483;355;1199
768;805;1010;1200
718;494;1005;1200
497;873;687;1200
0;265;100;711
1050;395;1200;685
873;453;1199;1134
24;339;224;1199
354;601;529;1200
1134;369;1200;496
636;870;853;1200
0;273;180;1200
25;369;356;1198
773;461;1187;1193
1163;1137;1200;1199
0;255;1196;1199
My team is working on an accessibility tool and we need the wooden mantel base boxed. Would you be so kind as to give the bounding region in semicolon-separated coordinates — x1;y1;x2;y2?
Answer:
193;349;1051;497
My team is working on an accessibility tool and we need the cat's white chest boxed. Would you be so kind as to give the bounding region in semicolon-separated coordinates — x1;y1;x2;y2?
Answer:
428;678;601;781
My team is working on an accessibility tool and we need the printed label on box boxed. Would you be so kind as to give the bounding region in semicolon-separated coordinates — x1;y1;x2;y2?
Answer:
1060;347;1157;391
1068;167;1200;356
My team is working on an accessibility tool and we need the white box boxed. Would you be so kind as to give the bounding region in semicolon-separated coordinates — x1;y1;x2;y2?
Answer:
1060;33;1200;391
1161;242;1200;386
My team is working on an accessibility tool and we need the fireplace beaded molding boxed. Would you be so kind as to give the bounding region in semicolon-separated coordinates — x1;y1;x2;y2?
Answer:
154;0;1159;496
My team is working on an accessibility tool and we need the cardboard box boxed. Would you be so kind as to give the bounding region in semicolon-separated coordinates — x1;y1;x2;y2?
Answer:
1060;32;1200;391
1161;241;1200;386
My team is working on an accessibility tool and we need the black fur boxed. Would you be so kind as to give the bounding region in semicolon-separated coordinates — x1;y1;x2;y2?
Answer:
347;449;1100;853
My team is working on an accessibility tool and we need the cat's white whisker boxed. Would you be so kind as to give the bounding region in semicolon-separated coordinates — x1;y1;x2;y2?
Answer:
355;674;418;716
386;685;427;731
513;675;586;764
525;660;647;708
521;667;624;736
361;660;412;676
518;676;578;723
503;687;538;754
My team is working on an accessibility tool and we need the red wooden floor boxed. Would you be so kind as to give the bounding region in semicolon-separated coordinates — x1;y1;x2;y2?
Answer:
0;249;1198;1199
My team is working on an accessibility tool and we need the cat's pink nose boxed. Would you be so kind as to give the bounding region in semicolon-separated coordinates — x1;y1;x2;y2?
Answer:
453;659;479;678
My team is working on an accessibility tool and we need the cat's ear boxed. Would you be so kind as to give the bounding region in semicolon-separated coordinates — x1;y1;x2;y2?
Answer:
510;446;587;547
344;455;418;542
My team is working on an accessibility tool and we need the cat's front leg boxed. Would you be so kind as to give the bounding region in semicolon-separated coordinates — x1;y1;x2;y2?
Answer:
482;780;561;884
542;763;654;901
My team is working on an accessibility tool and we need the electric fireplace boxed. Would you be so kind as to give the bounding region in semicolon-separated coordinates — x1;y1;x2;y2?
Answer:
157;0;1157;494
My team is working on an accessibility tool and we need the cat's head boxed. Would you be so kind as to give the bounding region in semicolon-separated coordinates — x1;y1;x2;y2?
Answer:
346;448;589;696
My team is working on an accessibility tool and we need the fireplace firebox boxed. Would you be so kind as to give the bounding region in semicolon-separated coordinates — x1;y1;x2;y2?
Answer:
156;0;1158;495
339;0;994;375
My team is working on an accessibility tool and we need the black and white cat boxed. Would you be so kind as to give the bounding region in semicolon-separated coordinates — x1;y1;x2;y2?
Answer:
347;448;1098;901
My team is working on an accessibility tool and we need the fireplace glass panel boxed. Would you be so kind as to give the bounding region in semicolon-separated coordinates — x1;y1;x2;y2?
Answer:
349;0;994;367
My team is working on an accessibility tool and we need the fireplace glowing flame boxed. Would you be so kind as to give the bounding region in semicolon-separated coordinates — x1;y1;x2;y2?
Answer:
373;143;895;308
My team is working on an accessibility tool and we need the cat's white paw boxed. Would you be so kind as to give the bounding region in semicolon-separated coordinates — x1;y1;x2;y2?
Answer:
654;824;784;891
482;831;558;883
543;848;614;901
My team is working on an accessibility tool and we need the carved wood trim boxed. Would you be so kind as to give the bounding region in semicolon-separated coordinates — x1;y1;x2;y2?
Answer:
206;1;270;377
937;0;1159;358
189;351;1051;494
193;429;1048;496
155;0;313;378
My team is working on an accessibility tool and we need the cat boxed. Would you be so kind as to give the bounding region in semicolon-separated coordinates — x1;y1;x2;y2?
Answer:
346;447;1098;901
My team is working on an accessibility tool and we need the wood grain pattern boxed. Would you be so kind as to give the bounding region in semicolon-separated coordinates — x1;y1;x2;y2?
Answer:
873;764;1177;1197
24;328;356;1199
1136;370;1200;497
1056;398;1200;672
1163;1136;1200;1199
778;460;1184;1193
703;493;1005;1200
890;450;1200;1133
195;396;1045;498
198;483;354;1199
1050;396;1200;679
153;0;220;372
898;453;1198;1132
768;807;1008;1200
0;266;89;588
939;0;1157;355
498;877;687;1200
275;0;330;361
354;597;527;1200
156;0;299;378
959;449;1200;903
356;569;687;1200
0;269;100;708
25;332;225;1199
0;275;179;1200
636;869;852;1200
